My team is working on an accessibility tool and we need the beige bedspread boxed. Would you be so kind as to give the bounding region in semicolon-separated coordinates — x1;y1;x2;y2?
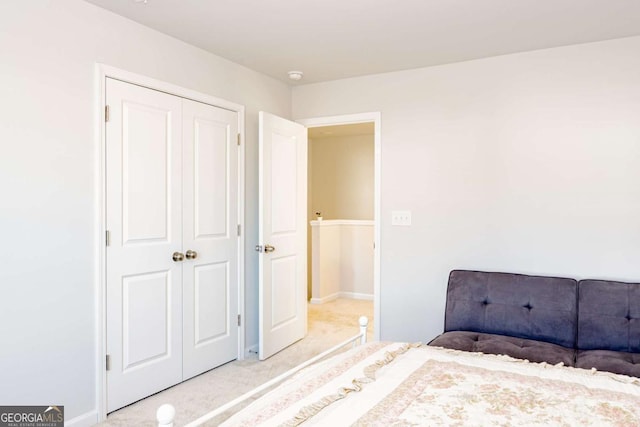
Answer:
220;342;640;426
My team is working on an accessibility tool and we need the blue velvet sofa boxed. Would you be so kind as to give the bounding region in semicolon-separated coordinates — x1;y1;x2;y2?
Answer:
428;270;640;378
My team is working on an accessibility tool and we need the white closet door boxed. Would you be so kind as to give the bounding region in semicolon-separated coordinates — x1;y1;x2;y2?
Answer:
258;112;308;360
182;99;239;379
105;78;183;412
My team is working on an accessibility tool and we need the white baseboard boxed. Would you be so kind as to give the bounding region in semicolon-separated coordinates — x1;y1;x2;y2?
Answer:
338;292;373;301
310;293;340;304
310;292;373;304
65;410;97;427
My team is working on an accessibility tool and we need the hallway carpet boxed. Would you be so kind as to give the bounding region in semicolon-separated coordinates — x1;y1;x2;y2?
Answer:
99;298;374;426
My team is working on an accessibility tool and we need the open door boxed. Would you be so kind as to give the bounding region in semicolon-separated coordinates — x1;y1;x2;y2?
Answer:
258;112;308;360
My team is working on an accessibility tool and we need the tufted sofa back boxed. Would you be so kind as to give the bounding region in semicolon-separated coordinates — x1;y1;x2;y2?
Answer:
445;270;578;348
578;279;640;352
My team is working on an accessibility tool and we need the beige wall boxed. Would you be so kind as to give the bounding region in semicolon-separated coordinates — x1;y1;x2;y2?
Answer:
311;221;374;303
306;133;374;296
309;134;374;220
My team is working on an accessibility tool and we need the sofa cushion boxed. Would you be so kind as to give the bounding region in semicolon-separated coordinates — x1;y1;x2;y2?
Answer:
577;349;640;378
578;279;640;352
429;331;575;366
445;270;578;348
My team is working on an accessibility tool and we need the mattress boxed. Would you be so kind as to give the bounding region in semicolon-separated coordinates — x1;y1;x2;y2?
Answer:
220;342;640;426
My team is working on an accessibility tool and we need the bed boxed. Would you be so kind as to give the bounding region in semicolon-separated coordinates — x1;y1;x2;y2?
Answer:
219;341;640;426
157;337;640;426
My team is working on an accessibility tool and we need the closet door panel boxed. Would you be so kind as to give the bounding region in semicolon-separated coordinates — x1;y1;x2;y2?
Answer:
105;78;183;412
182;99;239;380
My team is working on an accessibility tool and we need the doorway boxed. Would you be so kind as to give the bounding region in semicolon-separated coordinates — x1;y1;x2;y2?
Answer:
255;112;380;360
298;113;381;341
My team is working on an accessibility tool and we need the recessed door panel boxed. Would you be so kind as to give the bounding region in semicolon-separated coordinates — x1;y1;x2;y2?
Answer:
194;118;229;239
195;262;228;346
271;134;297;234
122;271;171;370
270;256;297;328
122;102;171;244
182;99;238;380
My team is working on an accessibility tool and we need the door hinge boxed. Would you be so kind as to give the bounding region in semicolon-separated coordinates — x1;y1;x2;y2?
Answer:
105;230;110;247
255;245;263;253
105;105;110;122
237;133;241;146
237;314;241;327
106;354;111;371
237;224;241;236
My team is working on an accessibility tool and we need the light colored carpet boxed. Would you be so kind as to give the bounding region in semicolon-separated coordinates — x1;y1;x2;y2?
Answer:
99;298;374;427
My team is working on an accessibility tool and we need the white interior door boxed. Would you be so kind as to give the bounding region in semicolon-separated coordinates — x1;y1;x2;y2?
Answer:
258;111;308;360
105;78;183;412
106;78;240;411
182;99;239;379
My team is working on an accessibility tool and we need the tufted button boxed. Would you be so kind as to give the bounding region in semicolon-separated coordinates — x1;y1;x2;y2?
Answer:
523;302;533;310
482;298;490;305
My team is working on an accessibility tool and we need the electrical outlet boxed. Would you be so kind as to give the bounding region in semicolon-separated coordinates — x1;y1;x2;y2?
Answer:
391;210;411;226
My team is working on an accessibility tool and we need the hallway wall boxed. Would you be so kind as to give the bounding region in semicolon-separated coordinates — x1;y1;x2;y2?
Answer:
307;132;374;296
309;134;374;220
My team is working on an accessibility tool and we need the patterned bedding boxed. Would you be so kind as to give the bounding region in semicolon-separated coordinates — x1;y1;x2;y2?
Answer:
220;342;640;426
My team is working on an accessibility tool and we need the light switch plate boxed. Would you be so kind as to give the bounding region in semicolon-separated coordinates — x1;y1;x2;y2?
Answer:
391;210;411;226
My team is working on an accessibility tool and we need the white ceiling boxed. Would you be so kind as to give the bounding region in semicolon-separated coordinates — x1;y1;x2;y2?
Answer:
84;0;640;84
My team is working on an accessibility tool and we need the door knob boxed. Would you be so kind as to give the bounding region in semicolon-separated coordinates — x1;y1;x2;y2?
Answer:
185;249;198;260
264;245;275;253
172;252;184;262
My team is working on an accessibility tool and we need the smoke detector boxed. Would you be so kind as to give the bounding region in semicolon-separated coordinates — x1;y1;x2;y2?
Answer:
287;71;304;81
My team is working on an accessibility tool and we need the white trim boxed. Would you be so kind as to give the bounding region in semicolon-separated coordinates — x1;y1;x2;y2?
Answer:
339;291;374;301
309;293;339;304
65;410;98;427
94;63;107;423
95;63;246;421
237;108;246;363
310;291;373;305
297;112;382;341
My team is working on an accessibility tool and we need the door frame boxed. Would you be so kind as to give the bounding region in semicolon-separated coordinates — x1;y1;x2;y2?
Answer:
297;112;381;341
94;64;246;421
